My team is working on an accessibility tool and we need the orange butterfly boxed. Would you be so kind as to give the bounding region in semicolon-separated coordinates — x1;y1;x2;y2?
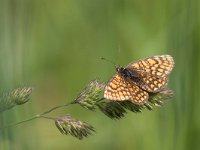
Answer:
104;55;174;105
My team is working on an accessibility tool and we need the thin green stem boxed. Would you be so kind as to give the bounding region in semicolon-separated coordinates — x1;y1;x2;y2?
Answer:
40;101;74;116
40;115;55;120
0;115;40;130
0;101;74;130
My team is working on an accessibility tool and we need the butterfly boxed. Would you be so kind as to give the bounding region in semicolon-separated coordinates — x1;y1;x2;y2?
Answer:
104;55;174;105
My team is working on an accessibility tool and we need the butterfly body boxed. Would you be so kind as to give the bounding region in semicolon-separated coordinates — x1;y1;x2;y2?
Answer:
116;66;142;84
104;55;174;105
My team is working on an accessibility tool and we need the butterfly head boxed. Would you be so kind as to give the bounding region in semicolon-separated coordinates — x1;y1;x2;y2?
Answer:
115;65;125;73
115;65;121;72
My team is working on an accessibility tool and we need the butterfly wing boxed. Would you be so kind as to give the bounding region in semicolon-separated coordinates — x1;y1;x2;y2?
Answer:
126;55;174;78
126;55;174;92
139;76;168;92
104;73;149;105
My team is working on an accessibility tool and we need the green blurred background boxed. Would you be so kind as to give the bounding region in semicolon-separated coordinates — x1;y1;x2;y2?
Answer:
0;0;199;150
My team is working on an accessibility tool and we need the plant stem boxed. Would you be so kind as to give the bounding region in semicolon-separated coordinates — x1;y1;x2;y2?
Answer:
0;101;74;130
0;115;40;130
40;101;74;116
40;115;55;120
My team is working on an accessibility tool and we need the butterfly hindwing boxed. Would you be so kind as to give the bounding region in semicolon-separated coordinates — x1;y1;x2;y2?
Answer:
139;76;168;93
104;73;149;105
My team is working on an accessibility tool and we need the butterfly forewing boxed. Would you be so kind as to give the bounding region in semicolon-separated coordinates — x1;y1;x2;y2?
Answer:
104;73;149;105
127;55;174;78
126;55;174;92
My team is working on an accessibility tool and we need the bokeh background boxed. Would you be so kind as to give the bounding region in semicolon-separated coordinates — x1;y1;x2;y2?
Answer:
0;0;200;150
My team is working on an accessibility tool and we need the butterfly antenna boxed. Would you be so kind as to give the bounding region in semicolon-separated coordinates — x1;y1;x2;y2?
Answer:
101;57;116;66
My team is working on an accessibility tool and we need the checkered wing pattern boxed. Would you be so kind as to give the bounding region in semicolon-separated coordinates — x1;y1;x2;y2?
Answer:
127;55;174;78
126;55;174;92
139;76;168;92
104;73;149;105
